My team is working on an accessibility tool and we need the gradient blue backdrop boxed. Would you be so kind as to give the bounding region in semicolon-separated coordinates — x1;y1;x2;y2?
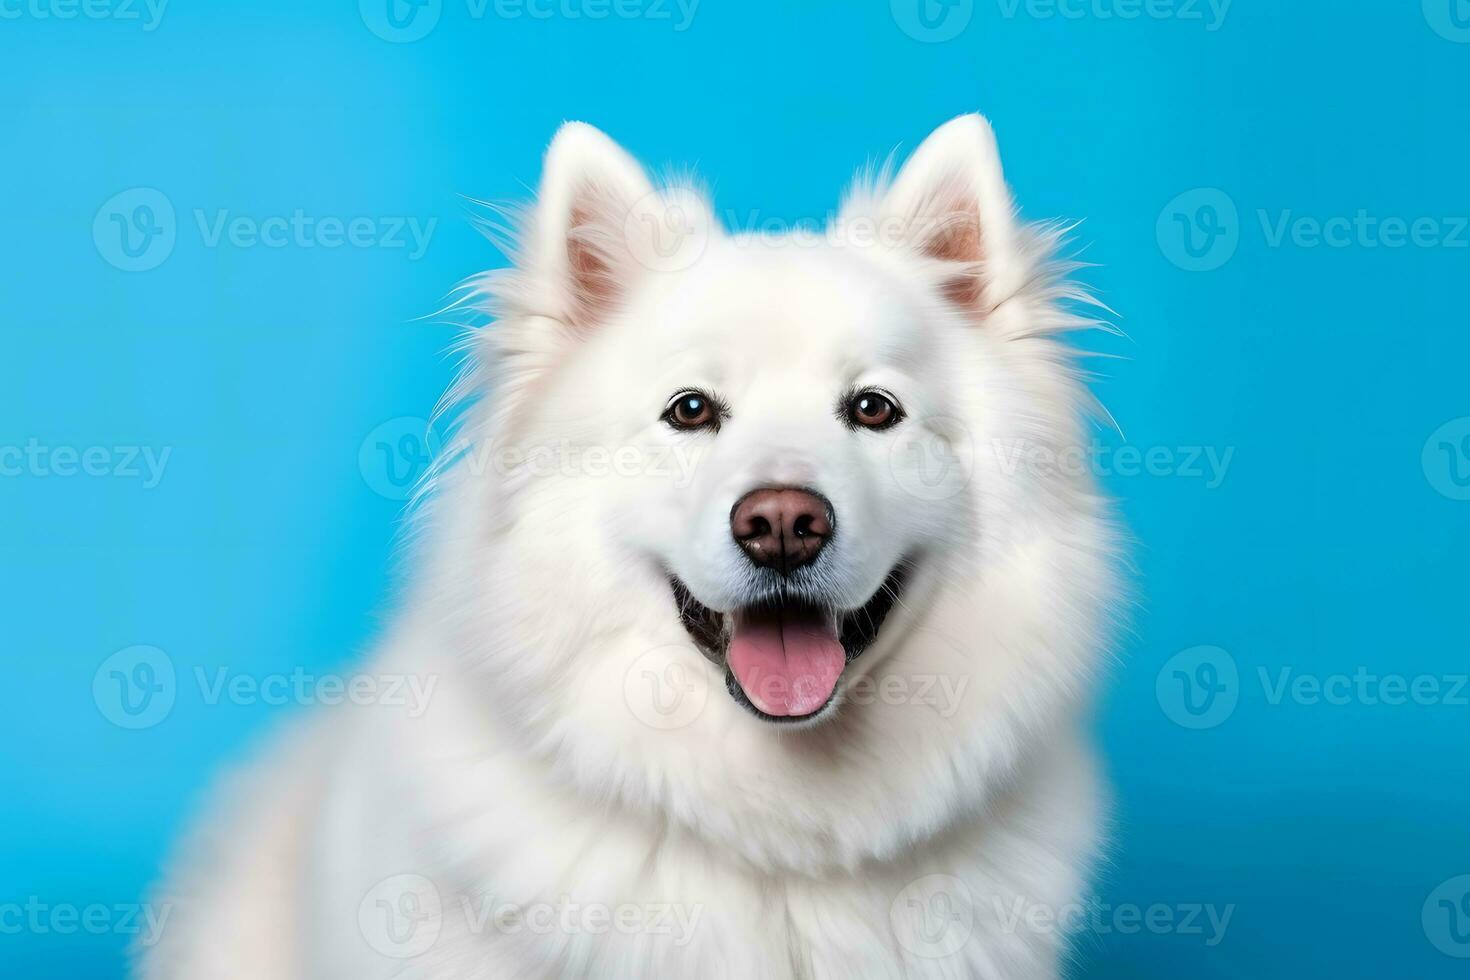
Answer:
4;1;1468;976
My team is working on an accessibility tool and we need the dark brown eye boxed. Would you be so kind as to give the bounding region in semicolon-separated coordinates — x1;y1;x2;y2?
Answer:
846;390;902;430
664;391;719;431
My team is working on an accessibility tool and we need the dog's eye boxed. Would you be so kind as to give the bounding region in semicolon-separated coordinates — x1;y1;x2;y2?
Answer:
845;390;903;430
664;391;719;431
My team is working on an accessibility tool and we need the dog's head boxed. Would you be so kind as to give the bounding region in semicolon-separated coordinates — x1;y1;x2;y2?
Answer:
444;116;1116;867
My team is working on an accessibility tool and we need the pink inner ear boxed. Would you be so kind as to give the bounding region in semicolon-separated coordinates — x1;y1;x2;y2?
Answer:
915;188;985;310
565;200;621;326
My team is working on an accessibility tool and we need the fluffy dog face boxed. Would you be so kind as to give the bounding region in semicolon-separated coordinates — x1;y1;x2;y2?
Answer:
587;245;972;722
451;116;1114;868
491;117;1025;725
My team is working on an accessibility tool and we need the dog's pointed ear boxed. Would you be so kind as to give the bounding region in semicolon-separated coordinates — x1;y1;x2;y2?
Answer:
870;114;1022;314
525;122;710;329
526;122;652;328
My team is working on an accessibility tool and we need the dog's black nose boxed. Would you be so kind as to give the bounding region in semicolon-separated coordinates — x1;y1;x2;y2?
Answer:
730;487;833;575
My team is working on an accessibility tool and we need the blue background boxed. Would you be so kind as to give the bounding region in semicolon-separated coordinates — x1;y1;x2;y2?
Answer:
4;1;1468;976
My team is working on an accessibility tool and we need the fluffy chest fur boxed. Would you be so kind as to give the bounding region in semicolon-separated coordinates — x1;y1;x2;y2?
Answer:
297;637;1099;980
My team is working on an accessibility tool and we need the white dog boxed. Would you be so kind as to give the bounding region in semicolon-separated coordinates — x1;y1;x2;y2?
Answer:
142;114;1121;980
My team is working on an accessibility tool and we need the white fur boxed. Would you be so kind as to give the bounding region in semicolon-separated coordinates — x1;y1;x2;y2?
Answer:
141;115;1121;980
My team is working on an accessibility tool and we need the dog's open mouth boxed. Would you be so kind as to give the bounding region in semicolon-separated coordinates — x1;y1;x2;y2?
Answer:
670;565;909;723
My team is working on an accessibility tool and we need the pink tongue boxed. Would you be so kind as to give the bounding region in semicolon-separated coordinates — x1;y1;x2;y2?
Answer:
728;607;845;717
